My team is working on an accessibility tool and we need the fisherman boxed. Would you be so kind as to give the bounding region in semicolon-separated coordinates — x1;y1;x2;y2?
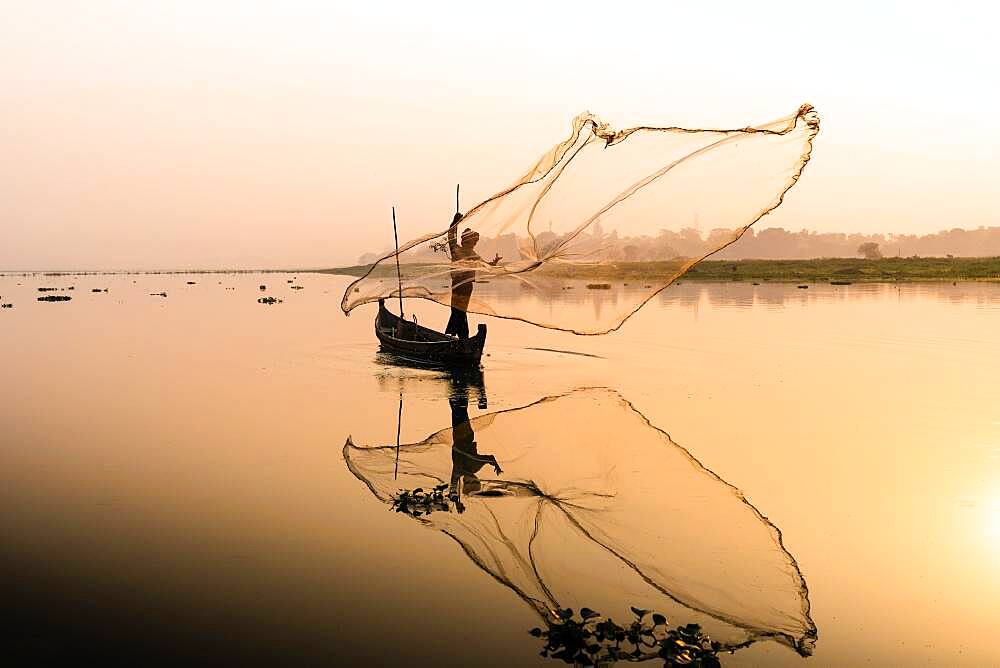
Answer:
445;212;501;338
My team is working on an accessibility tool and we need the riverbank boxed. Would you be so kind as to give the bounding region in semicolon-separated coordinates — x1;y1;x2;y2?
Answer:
323;256;1000;283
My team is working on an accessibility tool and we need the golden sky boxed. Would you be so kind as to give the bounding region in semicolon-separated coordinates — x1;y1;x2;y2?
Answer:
2;0;997;269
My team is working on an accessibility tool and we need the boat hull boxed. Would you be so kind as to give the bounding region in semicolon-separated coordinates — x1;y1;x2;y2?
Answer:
374;299;486;367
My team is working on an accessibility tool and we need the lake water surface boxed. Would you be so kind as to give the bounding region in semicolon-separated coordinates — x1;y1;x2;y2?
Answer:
3;274;999;665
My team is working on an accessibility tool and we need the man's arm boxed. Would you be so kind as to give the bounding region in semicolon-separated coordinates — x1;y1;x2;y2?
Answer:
447;213;462;259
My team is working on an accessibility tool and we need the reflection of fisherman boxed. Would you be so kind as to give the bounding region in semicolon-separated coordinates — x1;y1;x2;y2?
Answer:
445;212;502;338
448;380;501;512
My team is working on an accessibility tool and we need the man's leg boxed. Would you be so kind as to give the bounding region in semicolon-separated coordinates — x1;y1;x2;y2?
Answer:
446;307;469;338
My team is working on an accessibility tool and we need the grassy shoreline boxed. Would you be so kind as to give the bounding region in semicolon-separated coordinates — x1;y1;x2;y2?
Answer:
322;257;1000;283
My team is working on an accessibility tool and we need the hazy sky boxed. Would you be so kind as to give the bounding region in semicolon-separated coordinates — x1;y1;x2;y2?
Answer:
2;0;997;269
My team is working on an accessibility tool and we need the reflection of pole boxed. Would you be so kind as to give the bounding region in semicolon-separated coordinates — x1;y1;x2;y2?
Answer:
394;392;402;480
392;206;404;319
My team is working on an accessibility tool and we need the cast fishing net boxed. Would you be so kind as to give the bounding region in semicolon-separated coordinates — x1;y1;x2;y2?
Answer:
341;106;819;334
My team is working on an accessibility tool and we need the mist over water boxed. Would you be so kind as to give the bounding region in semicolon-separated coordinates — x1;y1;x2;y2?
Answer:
2;273;999;665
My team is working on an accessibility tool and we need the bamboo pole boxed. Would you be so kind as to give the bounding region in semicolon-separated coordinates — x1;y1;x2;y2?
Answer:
394;392;402;480
392;206;404;320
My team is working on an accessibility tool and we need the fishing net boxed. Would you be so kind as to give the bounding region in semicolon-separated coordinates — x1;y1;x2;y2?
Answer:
341;106;820;334
343;388;816;654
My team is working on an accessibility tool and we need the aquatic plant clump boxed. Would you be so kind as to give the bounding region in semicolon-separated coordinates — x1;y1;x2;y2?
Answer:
531;607;723;666
342;106;819;334
258;296;283;305
391;484;453;517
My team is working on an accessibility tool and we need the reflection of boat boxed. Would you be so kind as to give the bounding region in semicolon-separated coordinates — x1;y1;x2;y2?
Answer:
375;298;486;367
344;388;817;657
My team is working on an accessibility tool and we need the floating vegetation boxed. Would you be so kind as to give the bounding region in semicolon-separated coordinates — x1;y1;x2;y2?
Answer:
586;283;612;290
1;303;12;309
391;484;452;517
150;292;167;297
290;285;304;290
37;287;58;292
37;295;72;302
531;607;722;667
257;296;282;305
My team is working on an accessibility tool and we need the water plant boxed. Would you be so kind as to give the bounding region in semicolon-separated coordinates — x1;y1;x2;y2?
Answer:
530;607;723;667
391;484;452;517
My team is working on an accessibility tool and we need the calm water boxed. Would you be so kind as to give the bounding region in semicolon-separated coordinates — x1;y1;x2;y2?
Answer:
2;274;999;665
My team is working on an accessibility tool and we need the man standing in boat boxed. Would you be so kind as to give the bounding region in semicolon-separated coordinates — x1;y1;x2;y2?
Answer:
445;212;501;338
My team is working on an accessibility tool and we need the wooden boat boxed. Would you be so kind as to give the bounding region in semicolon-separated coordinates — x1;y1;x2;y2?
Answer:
375;298;486;367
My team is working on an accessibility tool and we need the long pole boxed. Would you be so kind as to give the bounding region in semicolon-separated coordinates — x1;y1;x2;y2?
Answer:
455;183;460;215
394;392;402;480
392;206;404;319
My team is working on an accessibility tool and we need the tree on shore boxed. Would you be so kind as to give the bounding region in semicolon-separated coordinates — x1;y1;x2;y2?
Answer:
858;242;882;259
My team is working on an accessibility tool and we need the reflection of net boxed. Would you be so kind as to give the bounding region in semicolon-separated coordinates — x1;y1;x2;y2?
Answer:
343;388;817;655
341;107;820;334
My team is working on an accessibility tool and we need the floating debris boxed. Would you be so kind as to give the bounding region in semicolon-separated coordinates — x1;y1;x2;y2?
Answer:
38;295;72;302
67;286;75;290
752;282;760;286
392;484;451;517
530;607;722;667
586;283;612;290
290;285;304;290
796;285;809;289
258;296;282;305
259;285;266;291
186;281;196;285
287;279;294;283
37;287;58;292
830;280;852;286
1;303;12;309
150;292;167;297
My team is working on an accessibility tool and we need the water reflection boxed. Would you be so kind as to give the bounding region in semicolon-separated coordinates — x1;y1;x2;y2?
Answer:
344;387;817;660
374;350;488;407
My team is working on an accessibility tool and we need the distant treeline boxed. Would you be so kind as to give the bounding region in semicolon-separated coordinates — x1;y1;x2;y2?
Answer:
712;226;1000;260
329;256;1000;283
358;226;1000;264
